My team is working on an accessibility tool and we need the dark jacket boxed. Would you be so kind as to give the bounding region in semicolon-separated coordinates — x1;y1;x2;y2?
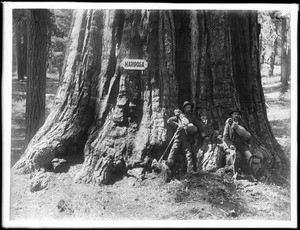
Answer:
223;118;251;149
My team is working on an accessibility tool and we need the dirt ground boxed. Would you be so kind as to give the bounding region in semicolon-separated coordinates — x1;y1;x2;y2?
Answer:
7;68;295;228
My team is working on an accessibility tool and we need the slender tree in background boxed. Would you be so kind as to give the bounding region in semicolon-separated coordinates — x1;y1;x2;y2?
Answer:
25;9;51;143
279;15;290;93
13;9;289;186
13;10;27;80
268;21;279;77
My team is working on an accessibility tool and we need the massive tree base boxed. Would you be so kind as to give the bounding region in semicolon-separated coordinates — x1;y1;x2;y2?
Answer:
13;9;289;188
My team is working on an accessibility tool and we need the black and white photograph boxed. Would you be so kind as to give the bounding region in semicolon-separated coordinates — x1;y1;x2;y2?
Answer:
2;2;298;228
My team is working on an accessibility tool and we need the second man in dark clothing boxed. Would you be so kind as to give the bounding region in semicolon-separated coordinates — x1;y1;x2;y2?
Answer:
164;101;203;180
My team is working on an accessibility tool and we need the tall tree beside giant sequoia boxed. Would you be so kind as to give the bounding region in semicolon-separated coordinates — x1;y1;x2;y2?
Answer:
25;9;51;144
13;9;289;186
13;9;28;81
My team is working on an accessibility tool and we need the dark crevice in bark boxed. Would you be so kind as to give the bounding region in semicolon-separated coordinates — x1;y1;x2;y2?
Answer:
174;10;192;106
203;12;216;127
167;10;176;76
127;72;143;126
248;12;254;65
158;11;168;109
115;10;125;50
195;12;202;109
109;72;123;123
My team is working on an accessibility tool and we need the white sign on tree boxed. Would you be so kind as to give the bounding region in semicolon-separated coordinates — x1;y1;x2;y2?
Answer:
121;59;148;70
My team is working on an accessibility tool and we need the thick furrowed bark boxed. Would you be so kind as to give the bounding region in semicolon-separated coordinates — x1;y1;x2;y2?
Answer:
74;10;123;184
25;10;48;143
13;10;102;174
188;11;236;135
188;11;289;182
228;11;289;175
13;9;289;186
74;10;177;185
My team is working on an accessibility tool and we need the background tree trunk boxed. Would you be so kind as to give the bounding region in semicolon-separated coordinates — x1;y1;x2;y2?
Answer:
13;9;289;185
12;28;17;73
25;10;49;144
268;20;280;78
268;36;278;77
280;17;289;93
15;20;26;80
22;25;28;78
286;47;291;82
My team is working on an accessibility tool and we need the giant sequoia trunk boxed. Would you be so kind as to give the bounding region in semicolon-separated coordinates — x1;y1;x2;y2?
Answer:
13;9;289;185
191;11;289;182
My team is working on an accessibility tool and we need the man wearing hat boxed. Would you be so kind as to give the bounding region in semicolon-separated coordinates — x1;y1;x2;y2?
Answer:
163;101;203;181
223;107;257;182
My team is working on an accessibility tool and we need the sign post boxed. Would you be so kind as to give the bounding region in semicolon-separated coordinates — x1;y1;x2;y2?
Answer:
121;59;148;70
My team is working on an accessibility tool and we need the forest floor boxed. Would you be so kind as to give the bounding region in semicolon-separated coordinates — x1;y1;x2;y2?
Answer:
8;67;294;228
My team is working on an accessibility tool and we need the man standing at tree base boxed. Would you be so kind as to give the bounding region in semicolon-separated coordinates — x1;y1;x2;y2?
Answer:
161;101;203;182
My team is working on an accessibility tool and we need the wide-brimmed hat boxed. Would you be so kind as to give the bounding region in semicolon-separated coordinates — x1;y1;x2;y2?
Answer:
228;107;243;116
182;101;194;110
